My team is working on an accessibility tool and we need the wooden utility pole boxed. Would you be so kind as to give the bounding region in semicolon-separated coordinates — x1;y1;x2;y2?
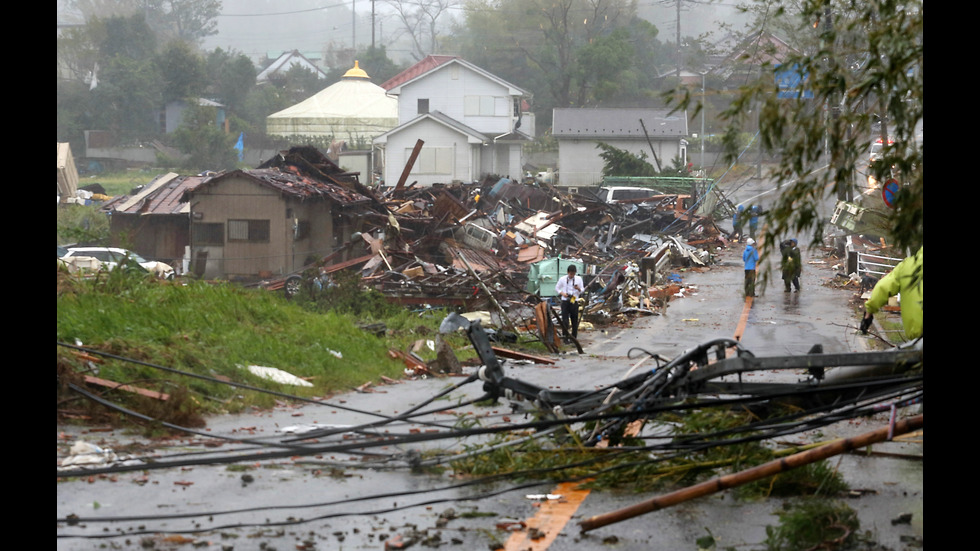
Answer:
579;414;923;533
639;119;663;172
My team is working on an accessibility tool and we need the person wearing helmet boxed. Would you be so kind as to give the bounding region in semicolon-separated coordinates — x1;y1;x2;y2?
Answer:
780;238;802;292
742;238;760;298
732;205;746;243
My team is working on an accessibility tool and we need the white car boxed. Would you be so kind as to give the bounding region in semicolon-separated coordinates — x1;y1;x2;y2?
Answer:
61;247;175;280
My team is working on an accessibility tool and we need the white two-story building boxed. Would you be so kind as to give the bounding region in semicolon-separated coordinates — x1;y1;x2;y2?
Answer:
373;55;532;187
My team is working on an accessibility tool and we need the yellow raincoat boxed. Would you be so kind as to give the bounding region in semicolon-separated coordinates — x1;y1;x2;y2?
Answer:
865;246;922;340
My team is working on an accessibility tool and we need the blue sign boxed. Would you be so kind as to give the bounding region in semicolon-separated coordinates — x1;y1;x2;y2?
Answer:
775;64;813;99
882;179;900;209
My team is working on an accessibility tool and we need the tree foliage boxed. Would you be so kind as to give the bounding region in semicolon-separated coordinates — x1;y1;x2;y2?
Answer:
381;0;461;61
66;0;222;45
157;41;207;103
170;102;239;170
670;0;922;257
596;142;658;177
204;48;258;113
452;0;665;125
92;55;163;141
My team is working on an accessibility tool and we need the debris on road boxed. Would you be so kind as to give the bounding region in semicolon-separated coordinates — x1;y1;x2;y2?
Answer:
237;364;314;387
252;147;728;347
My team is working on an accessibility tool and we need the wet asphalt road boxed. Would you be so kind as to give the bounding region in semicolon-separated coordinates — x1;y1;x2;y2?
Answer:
57;239;923;551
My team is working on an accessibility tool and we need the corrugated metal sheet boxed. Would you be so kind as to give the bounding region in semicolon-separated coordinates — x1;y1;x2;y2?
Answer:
103;174;206;216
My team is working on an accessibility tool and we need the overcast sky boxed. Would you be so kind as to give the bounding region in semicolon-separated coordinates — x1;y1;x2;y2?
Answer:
58;0;754;64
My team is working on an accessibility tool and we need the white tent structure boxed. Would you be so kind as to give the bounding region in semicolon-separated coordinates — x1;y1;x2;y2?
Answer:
266;61;398;145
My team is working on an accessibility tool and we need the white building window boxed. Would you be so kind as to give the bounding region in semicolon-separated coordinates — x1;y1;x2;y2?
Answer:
464;95;498;116
409;146;453;175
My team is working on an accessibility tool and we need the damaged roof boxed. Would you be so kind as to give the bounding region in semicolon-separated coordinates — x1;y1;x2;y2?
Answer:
184;167;372;207
102;173;207;215
179;145;374;207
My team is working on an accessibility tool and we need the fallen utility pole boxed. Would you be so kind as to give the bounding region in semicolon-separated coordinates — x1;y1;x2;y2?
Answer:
639;119;663;172
453;250;518;336
579;414;924;533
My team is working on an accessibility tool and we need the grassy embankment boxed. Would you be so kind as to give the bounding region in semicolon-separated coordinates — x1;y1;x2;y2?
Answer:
57;268;480;429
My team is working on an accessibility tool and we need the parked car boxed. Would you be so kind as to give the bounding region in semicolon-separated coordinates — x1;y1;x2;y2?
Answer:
60;247;175;279
595;186;665;204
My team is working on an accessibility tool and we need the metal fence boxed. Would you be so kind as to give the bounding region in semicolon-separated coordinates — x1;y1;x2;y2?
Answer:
856;251;902;279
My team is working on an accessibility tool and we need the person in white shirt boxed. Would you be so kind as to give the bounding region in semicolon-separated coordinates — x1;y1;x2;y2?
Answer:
555;264;584;341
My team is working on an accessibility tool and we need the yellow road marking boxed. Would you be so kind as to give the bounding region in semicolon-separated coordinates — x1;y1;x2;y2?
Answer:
503;480;593;551
732;295;753;348
507;259;755;547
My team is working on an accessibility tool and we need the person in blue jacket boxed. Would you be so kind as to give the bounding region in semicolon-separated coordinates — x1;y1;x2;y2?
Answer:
742;238;760;298
732;205;745;242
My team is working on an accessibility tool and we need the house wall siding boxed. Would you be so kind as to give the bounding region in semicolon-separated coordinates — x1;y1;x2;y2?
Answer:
383;119;479;186
398;65;515;135
188;176;343;280
557;139;686;187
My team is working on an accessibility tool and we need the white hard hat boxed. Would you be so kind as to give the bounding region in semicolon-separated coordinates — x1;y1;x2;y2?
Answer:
746;238;756;245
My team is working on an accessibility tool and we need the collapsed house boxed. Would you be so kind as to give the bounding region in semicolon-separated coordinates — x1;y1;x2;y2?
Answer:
94;144;732;346
243;147;731;345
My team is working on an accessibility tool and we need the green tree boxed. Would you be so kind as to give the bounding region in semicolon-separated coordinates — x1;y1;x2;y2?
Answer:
156;40;207;103
240;85;288;135
596;142;658;177
170;102;238;170
146;0;222;45
98;13;158;60
452;0;664;127
672;0;922;256
204;48;258;113
91;55;163;141
66;0;222;45
267;64;327;105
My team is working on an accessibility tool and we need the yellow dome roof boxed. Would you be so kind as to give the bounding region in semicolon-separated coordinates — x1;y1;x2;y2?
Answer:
343;60;369;79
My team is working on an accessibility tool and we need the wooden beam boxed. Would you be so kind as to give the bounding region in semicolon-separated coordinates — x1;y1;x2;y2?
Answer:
83;375;170;401
491;347;556;365
395;139;424;193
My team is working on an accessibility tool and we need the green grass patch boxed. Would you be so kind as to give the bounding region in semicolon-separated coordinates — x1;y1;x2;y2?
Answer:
56;267;477;429
765;498;865;550
81;170;163;198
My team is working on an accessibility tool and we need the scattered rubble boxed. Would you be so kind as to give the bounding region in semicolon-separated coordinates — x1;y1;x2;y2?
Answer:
259;149;732;347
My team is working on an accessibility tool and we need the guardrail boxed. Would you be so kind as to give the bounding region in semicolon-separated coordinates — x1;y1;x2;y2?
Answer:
856;251;902;279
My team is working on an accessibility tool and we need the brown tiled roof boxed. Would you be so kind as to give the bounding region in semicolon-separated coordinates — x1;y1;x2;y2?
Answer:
380;55;459;91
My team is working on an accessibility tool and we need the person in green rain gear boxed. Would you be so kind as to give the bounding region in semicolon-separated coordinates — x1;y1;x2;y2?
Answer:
780;238;802;292
861;246;922;341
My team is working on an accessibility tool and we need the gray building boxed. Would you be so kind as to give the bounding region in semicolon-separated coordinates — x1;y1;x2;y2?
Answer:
552;108;689;187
